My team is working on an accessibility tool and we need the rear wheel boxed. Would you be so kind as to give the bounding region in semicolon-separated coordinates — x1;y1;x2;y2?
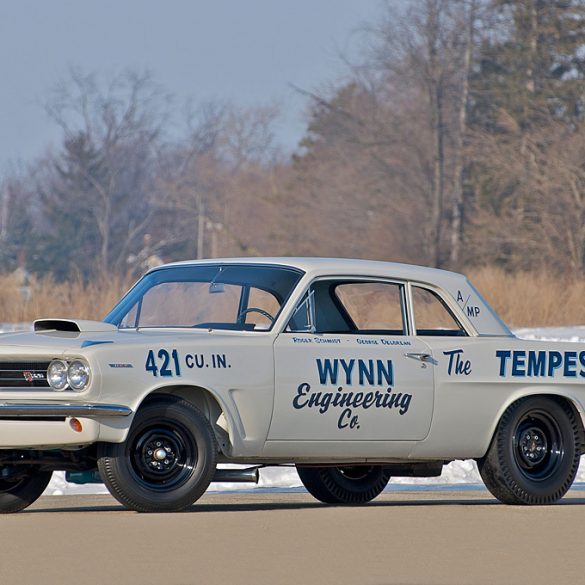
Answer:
297;465;390;504
478;397;580;505
0;468;52;513
98;397;217;512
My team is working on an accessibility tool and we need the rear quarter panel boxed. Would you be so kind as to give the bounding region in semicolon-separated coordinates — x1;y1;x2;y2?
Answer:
410;337;585;459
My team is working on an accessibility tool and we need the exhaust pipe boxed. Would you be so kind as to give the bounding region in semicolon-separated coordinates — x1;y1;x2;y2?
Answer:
212;467;260;483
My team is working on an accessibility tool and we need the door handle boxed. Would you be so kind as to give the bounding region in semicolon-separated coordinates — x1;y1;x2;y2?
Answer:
405;352;433;363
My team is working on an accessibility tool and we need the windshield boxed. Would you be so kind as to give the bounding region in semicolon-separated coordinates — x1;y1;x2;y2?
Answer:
105;264;303;331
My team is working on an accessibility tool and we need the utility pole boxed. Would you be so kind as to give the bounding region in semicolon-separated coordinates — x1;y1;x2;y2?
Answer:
449;0;475;269
196;192;204;259
207;221;223;258
0;184;9;242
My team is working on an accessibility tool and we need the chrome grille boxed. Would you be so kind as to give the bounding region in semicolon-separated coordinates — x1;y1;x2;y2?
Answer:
0;362;50;388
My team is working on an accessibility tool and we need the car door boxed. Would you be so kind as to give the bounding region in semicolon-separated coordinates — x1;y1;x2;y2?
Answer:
268;278;435;442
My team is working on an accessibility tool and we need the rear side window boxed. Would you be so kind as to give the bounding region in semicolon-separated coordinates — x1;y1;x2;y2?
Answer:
412;286;467;336
334;282;405;335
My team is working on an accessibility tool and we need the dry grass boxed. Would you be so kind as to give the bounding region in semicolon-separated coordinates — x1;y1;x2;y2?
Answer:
0;273;131;324
0;267;582;328
467;266;585;328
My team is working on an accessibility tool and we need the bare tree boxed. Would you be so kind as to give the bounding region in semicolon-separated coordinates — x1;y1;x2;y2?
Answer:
45;68;169;274
155;103;282;260
299;0;473;266
449;0;477;268
470;119;585;275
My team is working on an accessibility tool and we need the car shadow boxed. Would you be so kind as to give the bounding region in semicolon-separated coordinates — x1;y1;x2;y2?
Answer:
24;494;585;514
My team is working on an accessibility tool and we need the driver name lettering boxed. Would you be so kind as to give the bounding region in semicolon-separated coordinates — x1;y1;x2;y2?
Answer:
292;358;413;431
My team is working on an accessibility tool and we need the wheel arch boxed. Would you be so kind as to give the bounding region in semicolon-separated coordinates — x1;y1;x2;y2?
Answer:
484;389;585;458
139;384;238;456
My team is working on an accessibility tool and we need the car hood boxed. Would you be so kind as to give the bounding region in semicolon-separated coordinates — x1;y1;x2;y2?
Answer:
0;319;254;356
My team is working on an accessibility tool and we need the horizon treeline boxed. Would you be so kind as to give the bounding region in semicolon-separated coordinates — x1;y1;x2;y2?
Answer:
2;0;585;280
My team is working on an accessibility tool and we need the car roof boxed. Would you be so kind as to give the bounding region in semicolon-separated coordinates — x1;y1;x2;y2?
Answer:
157;257;464;282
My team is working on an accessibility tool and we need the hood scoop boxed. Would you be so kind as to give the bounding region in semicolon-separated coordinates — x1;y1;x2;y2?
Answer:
34;319;118;333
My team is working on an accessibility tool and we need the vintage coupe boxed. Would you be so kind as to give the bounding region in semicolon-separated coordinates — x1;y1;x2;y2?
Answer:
0;258;583;512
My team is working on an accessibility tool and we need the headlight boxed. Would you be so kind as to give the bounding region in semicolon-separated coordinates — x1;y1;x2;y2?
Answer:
67;360;91;391
47;360;68;391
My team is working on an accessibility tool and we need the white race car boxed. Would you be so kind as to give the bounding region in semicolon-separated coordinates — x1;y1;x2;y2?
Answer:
0;258;582;512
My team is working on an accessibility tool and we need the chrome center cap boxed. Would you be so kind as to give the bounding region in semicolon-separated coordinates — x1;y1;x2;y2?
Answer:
154;448;167;461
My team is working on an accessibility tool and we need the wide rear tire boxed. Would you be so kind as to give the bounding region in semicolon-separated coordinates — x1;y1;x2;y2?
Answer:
297;465;390;504
98;397;217;512
0;469;52;513
478;397;580;505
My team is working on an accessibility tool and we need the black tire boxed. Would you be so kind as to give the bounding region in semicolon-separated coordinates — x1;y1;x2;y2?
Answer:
296;465;390;504
0;468;52;513
98;397;217;512
478;396;580;505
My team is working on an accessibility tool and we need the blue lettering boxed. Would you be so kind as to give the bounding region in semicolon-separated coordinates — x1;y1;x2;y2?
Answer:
443;349;471;376
337;408;352;429
340;359;355;385
564;351;577;378
362;392;375;409
376;360;394;386
527;351;545;377
496;350;511;377
399;394;412;415
358;360;375;385
317;359;338;385
512;351;526;377
293;383;311;409
580;351;585;378
316;358;393;386
548;351;563;377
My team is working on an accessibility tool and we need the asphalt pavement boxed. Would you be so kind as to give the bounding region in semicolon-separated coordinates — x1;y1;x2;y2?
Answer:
1;490;584;585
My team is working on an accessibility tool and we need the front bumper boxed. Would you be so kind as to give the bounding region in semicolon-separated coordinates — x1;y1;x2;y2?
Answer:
0;403;132;418
0;402;133;448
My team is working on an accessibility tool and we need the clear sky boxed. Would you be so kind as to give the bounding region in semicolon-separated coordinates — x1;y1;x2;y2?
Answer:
0;0;386;169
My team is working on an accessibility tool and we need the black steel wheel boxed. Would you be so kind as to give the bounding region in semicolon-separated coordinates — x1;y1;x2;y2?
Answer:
0;468;52;513
98;397;217;512
478;396;580;505
296;465;390;504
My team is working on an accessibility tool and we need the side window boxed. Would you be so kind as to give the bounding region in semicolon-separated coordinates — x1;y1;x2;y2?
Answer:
287;291;312;332
411;286;467;337
334;282;405;335
120;302;138;328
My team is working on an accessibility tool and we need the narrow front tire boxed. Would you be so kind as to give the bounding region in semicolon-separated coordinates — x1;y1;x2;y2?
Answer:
98;397;217;512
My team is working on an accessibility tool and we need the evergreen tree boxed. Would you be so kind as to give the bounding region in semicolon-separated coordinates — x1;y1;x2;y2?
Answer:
472;0;585;131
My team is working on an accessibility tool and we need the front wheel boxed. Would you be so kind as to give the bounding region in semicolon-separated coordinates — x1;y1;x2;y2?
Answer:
478;397;581;505
98;397;217;512
297;465;390;504
0;468;52;513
